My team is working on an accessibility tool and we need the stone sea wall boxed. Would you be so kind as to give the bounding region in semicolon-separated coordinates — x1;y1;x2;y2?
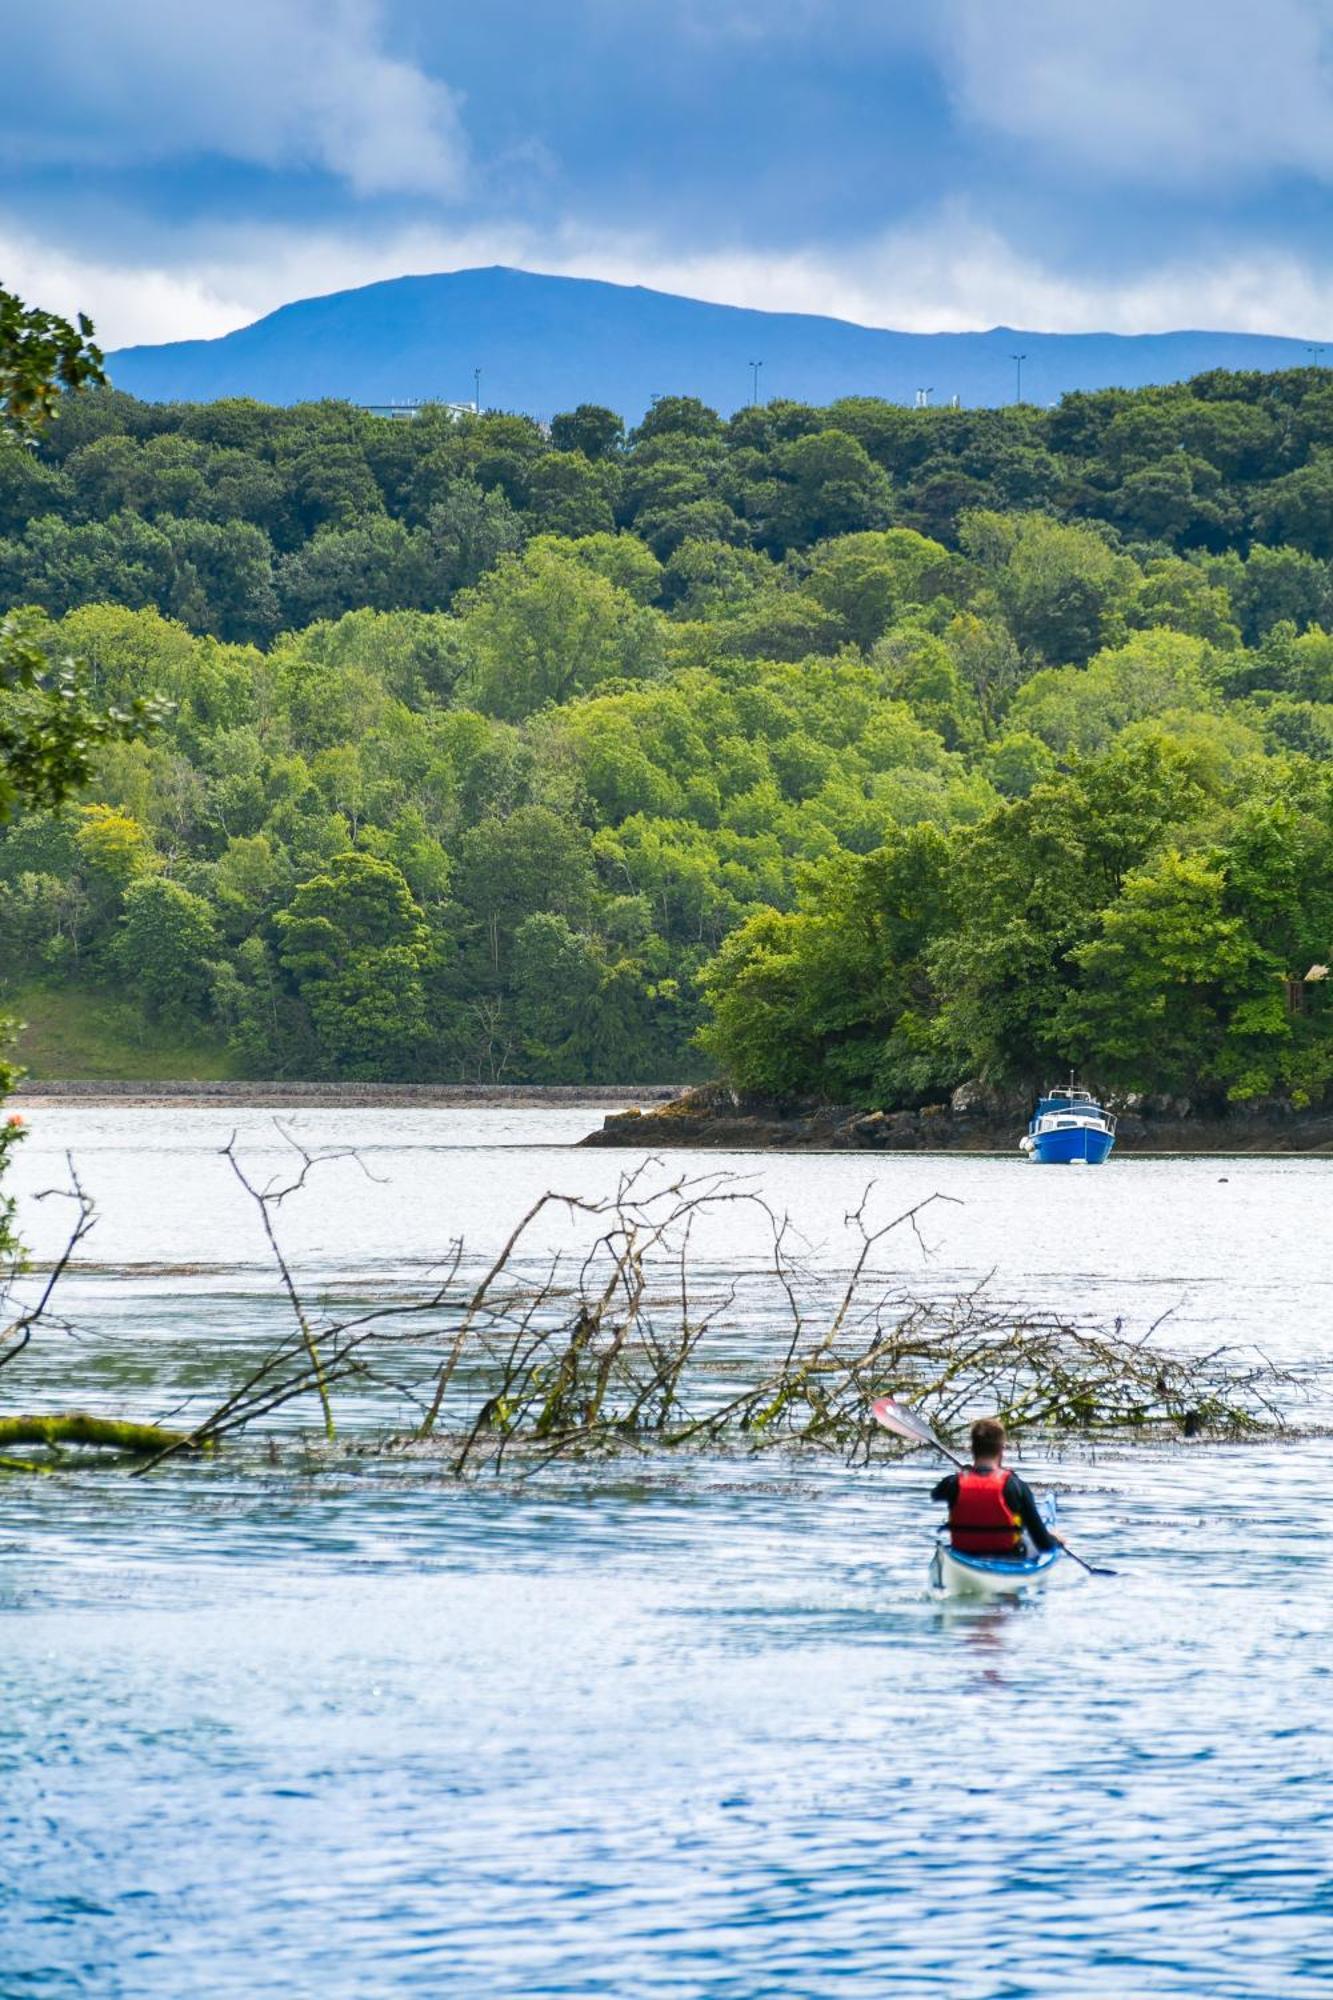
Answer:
12;1080;688;1111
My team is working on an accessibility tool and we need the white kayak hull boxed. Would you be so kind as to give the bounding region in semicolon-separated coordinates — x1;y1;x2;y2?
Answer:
930;1542;1061;1598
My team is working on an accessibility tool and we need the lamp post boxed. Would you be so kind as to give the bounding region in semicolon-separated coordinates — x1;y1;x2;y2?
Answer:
1307;346;1327;367
749;359;763;407
1011;353;1027;404
474;367;482;413
916;386;934;408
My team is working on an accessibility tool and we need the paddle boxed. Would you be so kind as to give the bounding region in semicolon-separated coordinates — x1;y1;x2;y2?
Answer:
870;1396;1117;1578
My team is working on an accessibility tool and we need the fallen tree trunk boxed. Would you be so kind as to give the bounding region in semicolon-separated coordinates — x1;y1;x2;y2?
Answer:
0;1414;193;1454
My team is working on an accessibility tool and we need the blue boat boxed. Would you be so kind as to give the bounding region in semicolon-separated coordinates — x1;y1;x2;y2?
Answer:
1019;1086;1116;1165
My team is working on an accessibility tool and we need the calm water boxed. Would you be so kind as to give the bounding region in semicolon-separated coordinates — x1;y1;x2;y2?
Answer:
3;1110;1333;1996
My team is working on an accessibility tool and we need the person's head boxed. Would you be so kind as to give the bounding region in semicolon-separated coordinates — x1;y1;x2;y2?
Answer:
971;1417;1006;1465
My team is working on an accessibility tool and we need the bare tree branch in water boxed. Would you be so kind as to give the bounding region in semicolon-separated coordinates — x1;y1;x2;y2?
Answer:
3;1136;1297;1476
0;1160;195;1467
0;1157;97;1376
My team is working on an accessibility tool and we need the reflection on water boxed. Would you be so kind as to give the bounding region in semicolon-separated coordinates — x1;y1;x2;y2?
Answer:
3;1109;1333;1995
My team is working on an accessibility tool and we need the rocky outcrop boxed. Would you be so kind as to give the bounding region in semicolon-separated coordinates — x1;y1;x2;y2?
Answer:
581;1081;1333;1153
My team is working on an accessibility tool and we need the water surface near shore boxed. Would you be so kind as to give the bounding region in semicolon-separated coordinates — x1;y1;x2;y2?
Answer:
4;1108;1332;1996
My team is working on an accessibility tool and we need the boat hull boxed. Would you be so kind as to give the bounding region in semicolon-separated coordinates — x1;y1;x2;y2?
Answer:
930;1542;1061;1598
1025;1125;1115;1165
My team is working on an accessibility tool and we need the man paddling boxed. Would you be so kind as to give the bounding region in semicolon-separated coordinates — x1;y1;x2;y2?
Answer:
932;1418;1058;1561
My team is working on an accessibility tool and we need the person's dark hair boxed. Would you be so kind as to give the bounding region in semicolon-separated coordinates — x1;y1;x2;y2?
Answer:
971;1417;1006;1461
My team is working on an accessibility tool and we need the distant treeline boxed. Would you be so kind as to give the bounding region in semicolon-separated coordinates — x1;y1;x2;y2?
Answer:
2;370;1333;1102
5;373;1333;641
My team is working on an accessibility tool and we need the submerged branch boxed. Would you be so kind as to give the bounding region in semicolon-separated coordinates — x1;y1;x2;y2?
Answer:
0;1414;192;1455
4;1139;1295;1480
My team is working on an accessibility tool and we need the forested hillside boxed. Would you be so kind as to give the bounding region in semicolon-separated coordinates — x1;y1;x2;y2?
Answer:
3;372;1333;1100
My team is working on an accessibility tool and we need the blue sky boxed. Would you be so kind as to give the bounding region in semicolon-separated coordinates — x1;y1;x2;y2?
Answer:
3;0;1332;348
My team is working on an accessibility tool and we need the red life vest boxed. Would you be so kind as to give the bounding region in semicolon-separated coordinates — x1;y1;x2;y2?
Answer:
950;1466;1023;1556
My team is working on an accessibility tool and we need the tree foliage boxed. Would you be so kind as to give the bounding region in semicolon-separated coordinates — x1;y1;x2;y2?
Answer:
6;349;1333;1105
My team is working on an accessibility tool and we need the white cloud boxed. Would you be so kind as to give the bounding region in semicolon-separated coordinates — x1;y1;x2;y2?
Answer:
6;206;1332;357
0;0;465;197
939;0;1333;185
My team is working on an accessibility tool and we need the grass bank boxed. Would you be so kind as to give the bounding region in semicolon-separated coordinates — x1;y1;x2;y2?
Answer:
2;983;233;1082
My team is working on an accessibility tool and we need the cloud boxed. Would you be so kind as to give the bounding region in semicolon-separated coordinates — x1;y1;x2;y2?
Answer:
940;0;1333;185
0;0;466;197
5;0;1333;358
6;204;1331;358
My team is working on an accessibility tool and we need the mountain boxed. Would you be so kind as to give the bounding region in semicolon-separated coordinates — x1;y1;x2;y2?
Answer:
106;266;1330;421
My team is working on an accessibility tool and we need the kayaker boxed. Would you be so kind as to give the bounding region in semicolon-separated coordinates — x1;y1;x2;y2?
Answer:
932;1418;1058;1561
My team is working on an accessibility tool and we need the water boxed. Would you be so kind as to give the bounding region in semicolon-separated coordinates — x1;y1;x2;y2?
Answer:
3;1110;1333;1996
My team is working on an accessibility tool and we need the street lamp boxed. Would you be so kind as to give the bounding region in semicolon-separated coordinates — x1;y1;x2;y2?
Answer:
1011;353;1027;404
749;359;763;406
1307;346;1326;367
916;386;934;408
474;366;482;413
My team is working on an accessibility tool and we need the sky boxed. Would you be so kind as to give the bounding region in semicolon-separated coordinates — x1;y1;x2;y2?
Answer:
3;0;1333;350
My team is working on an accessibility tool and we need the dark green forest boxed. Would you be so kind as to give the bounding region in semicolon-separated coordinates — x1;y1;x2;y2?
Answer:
4;371;1333;1103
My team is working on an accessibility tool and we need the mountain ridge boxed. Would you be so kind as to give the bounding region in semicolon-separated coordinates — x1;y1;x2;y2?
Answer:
107;265;1331;421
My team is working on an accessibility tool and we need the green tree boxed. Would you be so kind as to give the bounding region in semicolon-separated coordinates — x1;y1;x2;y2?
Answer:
550;405;624;460
698;827;956;1102
803;528;950;651
960;510;1134;666
526;452;620;538
1007;629;1217;756
275;852;432;1077
761;430;892;551
1;282;131;1250
930;739;1207;1085
113;875;219;1021
1251;453;1333;559
1059;850;1282;1100
457;544;665;718
422;475;525;595
511;911;606;1077
455;806;595;968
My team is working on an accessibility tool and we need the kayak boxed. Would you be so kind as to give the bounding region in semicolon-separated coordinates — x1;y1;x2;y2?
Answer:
930;1538;1061;1598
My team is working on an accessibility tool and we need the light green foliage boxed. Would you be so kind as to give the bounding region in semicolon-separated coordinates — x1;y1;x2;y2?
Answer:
960;510;1135;666
539;530;663;605
873;624;984;752
1;611;161;824
1007;629;1218;756
456;543;665;718
803;528;950;651
925;738;1210;1085
1128;560;1242;648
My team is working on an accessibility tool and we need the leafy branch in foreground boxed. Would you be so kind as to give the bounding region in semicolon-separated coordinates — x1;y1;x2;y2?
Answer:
0;282;104;435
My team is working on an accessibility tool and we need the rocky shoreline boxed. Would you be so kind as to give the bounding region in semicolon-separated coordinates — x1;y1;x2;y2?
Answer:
580;1081;1333;1154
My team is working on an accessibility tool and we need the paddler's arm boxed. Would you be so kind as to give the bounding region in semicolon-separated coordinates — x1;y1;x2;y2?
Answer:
1004;1471;1058;1552
931;1472;958;1505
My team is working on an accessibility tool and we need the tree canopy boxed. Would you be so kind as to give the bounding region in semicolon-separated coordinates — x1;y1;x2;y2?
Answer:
7;341;1333;1108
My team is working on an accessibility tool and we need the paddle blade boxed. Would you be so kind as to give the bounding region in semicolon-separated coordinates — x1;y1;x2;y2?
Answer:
1061;1546;1117;1579
871;1397;940;1448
